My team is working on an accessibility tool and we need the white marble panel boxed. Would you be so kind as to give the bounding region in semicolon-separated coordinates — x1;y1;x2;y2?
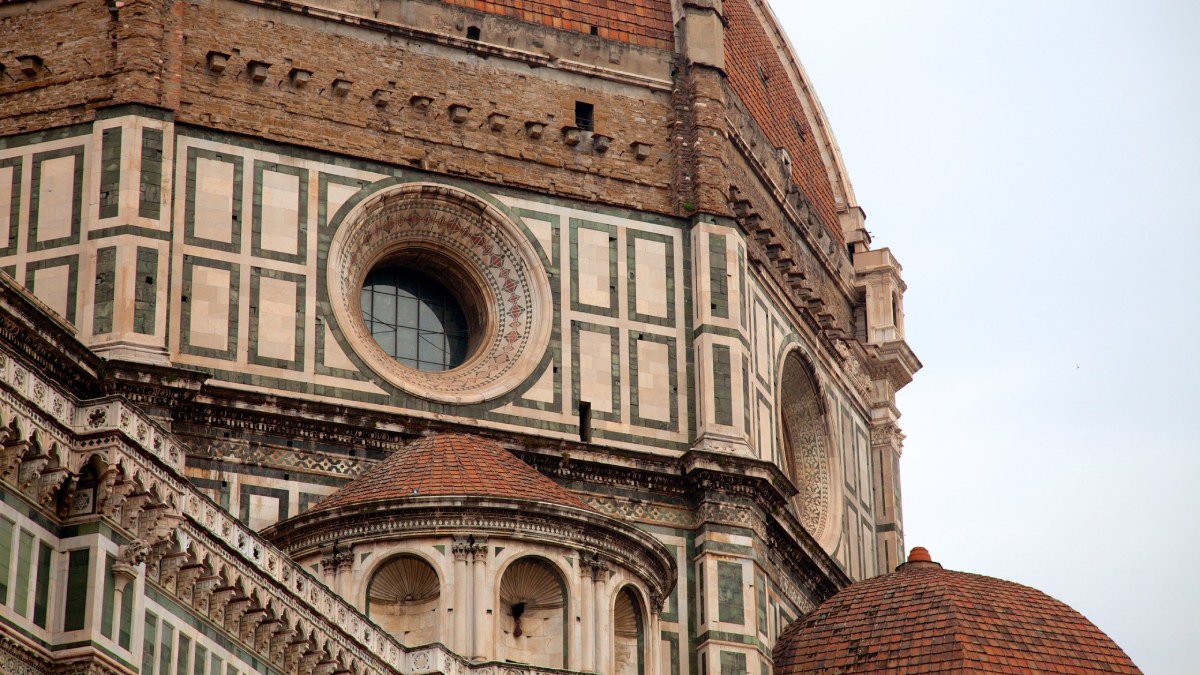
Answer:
577;227;611;307
194;158;235;243
31;264;70;320
37;155;75;240
579;329;613;413
189;266;232;350
256;276;297;360
633;237;668;318
636;339;670;422
260;170;300;255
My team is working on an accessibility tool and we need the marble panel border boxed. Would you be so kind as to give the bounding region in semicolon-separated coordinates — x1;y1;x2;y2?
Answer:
248;266;307;371
251;160;308;264
628;331;678;432
179;255;240;362
28;145;85;252
626;229;676;327
183;147;243;254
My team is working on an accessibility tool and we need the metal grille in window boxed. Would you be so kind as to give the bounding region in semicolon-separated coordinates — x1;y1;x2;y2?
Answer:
361;267;470;371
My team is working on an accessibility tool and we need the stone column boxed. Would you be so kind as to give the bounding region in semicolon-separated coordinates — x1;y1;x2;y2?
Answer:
593;561;611;675
580;559;595;672
452;539;471;656
470;541;489;661
319;546;337;592
334;546;354;600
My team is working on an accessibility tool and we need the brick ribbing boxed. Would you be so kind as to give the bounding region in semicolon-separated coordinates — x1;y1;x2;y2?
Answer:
724;0;844;244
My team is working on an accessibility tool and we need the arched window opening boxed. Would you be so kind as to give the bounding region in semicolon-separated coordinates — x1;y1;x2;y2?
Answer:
779;352;832;542
613;587;645;675
498;558;567;668
366;555;441;646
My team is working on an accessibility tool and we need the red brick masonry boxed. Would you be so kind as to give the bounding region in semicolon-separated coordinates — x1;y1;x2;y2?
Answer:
773;549;1142;674
313;434;592;512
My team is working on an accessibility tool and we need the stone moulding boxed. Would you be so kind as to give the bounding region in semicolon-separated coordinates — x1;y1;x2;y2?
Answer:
262;496;678;608
326;182;553;405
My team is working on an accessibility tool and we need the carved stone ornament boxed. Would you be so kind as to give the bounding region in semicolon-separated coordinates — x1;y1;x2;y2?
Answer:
835;339;874;397
326;182;553;403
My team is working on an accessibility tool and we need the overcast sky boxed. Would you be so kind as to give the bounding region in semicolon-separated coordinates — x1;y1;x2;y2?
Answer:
773;2;1200;672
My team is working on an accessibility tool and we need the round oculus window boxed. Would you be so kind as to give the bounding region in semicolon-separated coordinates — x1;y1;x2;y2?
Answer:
326;182;553;404
361;266;471;372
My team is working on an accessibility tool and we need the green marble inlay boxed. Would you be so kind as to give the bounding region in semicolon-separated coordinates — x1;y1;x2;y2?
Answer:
712;344;734;426
0;157;21;256
180;256;240;361
248;267;307;371
25;255;80;324
628;331;679;431
141;611;158;675
184;147;244;253
140;127;164;219
627;229;677;327
717;560;744;624
570;320;621;423
709;233;729;319
63;547;89;631
99;127;121;219
93;246;116;335
569;218;619;317
101;555;116;639
720;651;747;675
33;541;51;628
0;517;11;606
134;247;159;334
29;146;85;252
251;160;309;264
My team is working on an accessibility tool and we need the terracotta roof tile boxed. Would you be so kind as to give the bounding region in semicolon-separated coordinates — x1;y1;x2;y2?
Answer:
311;434;591;512
438;0;674;50
773;551;1141;674
724;0;843;244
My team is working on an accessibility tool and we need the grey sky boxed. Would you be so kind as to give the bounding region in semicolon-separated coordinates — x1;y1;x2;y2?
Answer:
774;1;1200;671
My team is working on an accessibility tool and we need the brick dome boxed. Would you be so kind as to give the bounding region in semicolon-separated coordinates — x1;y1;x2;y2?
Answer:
312;434;591;512
773;548;1141;674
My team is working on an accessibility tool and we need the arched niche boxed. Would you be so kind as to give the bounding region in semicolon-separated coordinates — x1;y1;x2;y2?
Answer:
778;350;839;549
365;555;441;646
497;557;567;668
613;586;645;675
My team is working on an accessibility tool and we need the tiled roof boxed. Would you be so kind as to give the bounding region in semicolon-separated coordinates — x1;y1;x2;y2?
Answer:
439;0;674;50
311;434;592;512
773;548;1142;674
724;0;843;244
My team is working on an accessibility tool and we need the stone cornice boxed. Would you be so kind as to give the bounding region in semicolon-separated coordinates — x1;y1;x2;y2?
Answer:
263;496;678;605
0;274;102;399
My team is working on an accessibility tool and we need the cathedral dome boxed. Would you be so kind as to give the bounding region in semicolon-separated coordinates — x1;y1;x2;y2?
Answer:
310;433;591;513
773;547;1141;674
